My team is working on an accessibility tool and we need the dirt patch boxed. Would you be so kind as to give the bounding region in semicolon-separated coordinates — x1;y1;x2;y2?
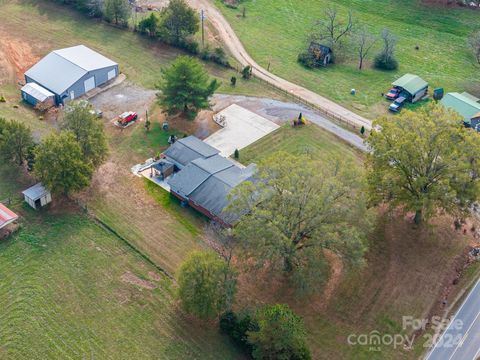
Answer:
147;271;163;282
0;36;39;84
167;110;221;139
121;271;156;289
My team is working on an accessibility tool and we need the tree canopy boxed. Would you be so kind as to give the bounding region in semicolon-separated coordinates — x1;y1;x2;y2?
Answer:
248;304;311;360
0;118;34;166
34;131;93;195
62;101;108;167
104;0;130;26
177;251;236;319
156;56;219;118
157;0;199;45
227;151;370;294
366;102;480;224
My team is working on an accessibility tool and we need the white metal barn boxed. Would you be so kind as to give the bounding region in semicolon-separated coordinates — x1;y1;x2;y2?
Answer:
22;183;52;210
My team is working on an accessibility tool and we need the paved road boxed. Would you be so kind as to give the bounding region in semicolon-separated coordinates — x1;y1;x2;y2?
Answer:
212;94;368;152
188;0;373;131
425;278;480;360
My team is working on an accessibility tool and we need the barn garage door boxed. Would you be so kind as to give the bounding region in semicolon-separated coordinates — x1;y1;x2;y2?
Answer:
107;69;116;81
84;77;95;92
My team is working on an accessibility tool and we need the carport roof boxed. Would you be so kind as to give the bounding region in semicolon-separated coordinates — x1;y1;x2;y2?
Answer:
0;203;18;228
21;82;54;102
392;74;428;95
24;45;117;95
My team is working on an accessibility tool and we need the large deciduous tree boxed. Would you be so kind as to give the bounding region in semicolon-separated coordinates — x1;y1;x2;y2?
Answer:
177;251;236;319
62;101;108;167
354;26;376;70
34;131;93;195
0;119;34;166
312;7;353;55
227;152;370;294
156;56;219;118
248;304;311;360
366;103;480;224
157;0;199;45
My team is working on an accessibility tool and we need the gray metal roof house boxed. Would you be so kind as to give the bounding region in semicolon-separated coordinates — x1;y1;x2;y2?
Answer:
163;136;220;169
165;136;256;226
23;45;118;106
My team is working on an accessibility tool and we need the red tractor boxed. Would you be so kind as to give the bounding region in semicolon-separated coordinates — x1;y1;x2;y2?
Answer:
118;111;138;126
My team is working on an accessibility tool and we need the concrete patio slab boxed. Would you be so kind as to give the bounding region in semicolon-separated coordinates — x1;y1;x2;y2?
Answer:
204;104;279;157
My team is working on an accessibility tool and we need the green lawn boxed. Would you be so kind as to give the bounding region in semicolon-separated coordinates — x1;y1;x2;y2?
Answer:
240;123;363;164
0;165;241;359
214;0;480;118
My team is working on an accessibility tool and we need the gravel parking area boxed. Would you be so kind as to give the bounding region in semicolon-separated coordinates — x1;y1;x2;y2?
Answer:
88;81;157;121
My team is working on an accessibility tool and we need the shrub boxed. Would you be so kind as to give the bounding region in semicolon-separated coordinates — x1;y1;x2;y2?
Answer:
234;149;239;159
219;310;257;355
177;39;199;55
242;65;252;79
200;46;230;67
0;95;6;103
374;52;398;70
230;76;237;87
297;51;316;69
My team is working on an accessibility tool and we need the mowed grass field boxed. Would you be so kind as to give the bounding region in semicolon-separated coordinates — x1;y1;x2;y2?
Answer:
0;165;241;359
214;0;480;118
239;125;476;359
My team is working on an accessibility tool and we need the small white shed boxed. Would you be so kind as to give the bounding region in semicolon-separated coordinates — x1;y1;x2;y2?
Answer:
22;183;52;209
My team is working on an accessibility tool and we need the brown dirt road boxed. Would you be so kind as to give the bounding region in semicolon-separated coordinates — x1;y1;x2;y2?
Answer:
187;0;373;130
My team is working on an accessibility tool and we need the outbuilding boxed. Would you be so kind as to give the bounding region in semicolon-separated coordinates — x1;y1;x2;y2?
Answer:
23;45;118;106
22;183;52;210
0;204;18;230
392;74;428;103
20;82;55;107
441;92;480;130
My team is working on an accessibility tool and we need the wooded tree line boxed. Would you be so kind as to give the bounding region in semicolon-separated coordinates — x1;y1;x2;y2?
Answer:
50;0;130;25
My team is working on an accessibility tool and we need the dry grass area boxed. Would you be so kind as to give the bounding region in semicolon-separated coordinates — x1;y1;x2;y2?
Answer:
238;125;480;359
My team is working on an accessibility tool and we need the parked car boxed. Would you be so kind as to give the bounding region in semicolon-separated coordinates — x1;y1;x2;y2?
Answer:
118;111;138;125
385;87;401;100
389;96;406;112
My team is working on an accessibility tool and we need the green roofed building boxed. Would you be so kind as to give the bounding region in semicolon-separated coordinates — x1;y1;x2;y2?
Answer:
392;74;429;103
441;92;480;129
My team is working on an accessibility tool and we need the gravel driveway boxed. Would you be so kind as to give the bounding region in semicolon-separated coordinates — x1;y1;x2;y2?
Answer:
88;81;157;121
211;94;368;152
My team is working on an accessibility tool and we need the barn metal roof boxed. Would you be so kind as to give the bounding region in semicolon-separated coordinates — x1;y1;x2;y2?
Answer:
392;74;428;95
0;203;18;228
24;45;117;95
21;82;54;102
441;92;480;124
22;183;49;201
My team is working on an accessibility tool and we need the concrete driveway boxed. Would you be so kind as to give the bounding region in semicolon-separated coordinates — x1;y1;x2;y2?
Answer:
204;104;279;156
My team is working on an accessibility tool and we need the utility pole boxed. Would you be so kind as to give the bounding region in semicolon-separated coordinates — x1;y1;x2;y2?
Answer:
201;9;206;47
